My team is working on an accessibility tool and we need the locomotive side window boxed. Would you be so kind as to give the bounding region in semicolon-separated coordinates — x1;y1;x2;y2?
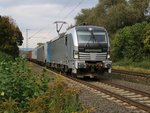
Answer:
65;35;67;45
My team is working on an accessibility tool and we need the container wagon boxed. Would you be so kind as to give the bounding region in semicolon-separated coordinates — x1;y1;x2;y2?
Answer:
36;45;45;65
31;48;37;63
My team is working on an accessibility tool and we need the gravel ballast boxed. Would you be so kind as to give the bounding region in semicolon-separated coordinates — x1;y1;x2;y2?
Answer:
79;86;148;113
30;63;149;113
109;79;150;94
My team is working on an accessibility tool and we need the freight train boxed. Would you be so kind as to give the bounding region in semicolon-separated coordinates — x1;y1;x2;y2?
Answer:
28;25;112;79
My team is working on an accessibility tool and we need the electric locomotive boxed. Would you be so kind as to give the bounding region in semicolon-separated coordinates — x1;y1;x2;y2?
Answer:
49;25;112;78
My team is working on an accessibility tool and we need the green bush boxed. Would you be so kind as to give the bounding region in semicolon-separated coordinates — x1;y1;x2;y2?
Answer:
28;77;81;113
143;24;150;53
112;22;150;62
0;59;51;112
0;52;88;113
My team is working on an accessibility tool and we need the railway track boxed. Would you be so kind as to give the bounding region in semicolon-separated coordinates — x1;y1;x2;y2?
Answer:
101;80;150;97
112;69;150;79
70;77;150;113
47;67;150;112
48;69;150;112
34;63;150;113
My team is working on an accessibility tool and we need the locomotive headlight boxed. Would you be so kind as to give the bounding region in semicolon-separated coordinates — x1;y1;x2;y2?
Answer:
73;50;79;59
107;54;110;59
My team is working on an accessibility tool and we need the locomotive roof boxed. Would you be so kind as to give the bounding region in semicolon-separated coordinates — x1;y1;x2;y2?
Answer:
50;25;107;43
75;25;106;31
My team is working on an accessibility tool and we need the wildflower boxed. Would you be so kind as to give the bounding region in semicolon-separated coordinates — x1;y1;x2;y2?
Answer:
1;91;5;96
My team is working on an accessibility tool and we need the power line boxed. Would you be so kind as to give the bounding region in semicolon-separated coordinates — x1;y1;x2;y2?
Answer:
53;0;85;35
57;1;73;19
28;24;50;39
28;0;85;40
29;36;50;39
28;2;73;39
63;0;85;19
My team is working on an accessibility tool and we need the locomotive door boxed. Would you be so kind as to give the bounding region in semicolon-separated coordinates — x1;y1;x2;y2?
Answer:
65;34;71;65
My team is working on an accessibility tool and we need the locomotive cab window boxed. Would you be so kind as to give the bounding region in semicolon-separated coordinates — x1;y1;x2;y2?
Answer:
77;30;107;44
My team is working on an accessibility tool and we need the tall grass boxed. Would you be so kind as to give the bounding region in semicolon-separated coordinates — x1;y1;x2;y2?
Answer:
113;58;150;72
28;77;81;113
113;59;150;69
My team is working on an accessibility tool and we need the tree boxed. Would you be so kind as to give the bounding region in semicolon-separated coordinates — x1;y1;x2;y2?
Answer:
103;3;139;33
99;0;127;8
129;0;150;22
75;8;93;25
75;0;150;34
112;22;149;61
0;16;23;57
37;43;44;47
75;0;128;33
143;24;150;54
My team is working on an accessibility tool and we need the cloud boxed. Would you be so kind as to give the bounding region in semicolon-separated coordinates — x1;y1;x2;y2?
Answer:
0;0;99;48
1;4;63;26
0;0;98;7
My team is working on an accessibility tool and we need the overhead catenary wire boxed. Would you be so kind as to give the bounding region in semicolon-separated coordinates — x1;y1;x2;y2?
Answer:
28;24;50;39
63;0;85;19
57;1;73;19
27;1;73;39
28;0;85;40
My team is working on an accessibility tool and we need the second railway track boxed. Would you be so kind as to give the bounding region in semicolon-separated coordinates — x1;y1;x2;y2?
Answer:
112;69;150;79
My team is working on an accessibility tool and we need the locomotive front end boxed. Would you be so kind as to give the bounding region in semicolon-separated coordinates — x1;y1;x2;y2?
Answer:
73;26;112;78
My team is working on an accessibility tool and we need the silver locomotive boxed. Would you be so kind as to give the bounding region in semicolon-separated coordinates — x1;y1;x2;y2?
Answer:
49;25;112;78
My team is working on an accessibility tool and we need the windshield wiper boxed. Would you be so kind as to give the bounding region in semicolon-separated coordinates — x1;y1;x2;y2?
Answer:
85;31;96;48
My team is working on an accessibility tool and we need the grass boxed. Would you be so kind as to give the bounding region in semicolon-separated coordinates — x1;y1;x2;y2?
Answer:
113;65;150;73
112;59;150;74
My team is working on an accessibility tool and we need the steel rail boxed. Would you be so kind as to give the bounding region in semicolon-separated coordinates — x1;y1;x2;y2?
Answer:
68;77;150;112
34;63;150;112
101;81;150;98
112;69;150;79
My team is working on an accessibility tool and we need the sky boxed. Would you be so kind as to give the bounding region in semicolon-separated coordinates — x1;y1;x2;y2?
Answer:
0;0;99;48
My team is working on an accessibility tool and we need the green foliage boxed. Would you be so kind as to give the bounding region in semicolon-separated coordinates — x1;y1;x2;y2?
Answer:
28;77;82;113
0;53;51;112
129;0;150;22
75;0;150;34
0;52;12;61
143;24;150;53
113;58;150;69
0;53;87;113
37;42;44;47
112;22;150;62
0;16;23;57
75;3;97;25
